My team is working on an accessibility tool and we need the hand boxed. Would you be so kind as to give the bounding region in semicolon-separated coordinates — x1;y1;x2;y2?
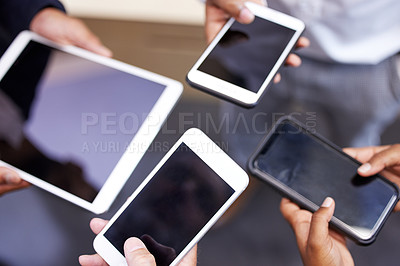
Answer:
280;197;354;266
344;144;400;212
79;218;198;266
30;8;112;57
0;167;30;196
204;0;309;83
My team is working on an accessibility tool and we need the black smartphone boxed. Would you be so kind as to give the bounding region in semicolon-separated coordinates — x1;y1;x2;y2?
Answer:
248;116;399;245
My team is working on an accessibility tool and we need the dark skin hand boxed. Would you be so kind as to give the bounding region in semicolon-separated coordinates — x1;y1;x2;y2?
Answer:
280;197;354;266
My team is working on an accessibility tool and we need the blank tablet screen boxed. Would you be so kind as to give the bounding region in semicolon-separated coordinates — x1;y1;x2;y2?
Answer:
0;41;165;202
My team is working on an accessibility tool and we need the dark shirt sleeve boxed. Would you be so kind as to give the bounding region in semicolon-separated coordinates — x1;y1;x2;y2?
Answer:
0;0;65;40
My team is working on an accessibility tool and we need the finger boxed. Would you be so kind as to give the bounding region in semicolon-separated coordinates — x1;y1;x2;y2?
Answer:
342;147;359;158
205;4;231;44
273;73;281;83
343;146;390;163
280;198;301;223
178;245;198;266
0;182;30;196
296;37;310;49
79;254;108;266
67;19;113;57
357;144;400;176
209;0;256;24
394;202;400;212
307;197;335;250
124;237;156;266
89;218;109;235
285;53;302;67
280;198;311;255
0;167;22;185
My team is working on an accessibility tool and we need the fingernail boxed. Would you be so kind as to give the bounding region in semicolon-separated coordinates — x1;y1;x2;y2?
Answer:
238;8;255;23
321;197;333;208
358;163;371;173
4;173;20;184
78;255;89;265
125;237;146;253
96;46;113;57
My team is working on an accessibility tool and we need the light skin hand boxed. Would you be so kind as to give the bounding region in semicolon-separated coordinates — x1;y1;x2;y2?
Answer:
0;167;30;196
204;0;309;83
344;144;400;212
280;197;354;266
79;218;198;266
30;8;112;57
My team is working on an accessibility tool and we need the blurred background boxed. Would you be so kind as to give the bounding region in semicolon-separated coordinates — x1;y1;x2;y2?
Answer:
1;1;400;265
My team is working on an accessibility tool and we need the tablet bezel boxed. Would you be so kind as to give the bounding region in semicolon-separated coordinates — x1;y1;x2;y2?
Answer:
0;31;183;214
93;128;249;266
186;3;305;108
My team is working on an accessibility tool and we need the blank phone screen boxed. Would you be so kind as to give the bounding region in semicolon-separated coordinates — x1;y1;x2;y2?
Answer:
198;17;296;93
105;143;234;266
254;121;397;235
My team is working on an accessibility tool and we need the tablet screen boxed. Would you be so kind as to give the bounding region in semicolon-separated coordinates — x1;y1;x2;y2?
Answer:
198;17;296;93
0;41;166;202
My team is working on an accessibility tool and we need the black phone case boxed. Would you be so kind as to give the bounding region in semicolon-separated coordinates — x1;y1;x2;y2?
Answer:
247;115;400;245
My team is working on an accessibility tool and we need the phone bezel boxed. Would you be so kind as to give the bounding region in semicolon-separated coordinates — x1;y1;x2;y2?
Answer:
186;3;305;108
0;31;183;214
247;116;399;245
94;128;249;265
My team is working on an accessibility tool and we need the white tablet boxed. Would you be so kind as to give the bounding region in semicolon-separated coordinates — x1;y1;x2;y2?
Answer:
0;31;182;214
93;128;249;266
186;2;305;108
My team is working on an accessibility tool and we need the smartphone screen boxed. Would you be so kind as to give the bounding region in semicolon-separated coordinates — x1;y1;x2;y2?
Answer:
104;143;235;266
254;121;398;237
198;17;296;93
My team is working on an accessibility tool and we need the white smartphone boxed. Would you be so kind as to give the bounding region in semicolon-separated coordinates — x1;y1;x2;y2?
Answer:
93;128;249;266
0;31;182;214
186;2;305;108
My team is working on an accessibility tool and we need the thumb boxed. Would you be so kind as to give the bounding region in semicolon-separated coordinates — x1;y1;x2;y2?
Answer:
124;237;156;266
307;197;335;250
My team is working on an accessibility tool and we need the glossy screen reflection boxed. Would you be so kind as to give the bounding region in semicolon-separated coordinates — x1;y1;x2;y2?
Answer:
255;122;396;234
0;41;165;202
105;143;234;266
198;17;296;93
